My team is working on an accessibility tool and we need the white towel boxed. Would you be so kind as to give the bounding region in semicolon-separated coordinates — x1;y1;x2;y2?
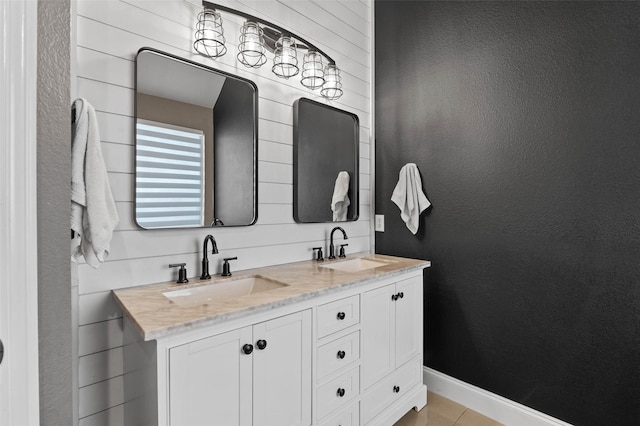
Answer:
71;98;119;268
331;171;351;222
391;163;431;234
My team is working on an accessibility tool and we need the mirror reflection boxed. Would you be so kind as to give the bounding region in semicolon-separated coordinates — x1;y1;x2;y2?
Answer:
135;48;258;229
293;98;359;223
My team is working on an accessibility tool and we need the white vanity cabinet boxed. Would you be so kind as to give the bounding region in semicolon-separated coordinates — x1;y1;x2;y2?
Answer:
361;275;424;424
168;327;252;426
118;256;429;426
314;295;362;424
168;310;312;426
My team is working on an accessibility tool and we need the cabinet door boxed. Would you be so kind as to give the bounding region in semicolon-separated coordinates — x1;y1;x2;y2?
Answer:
253;310;312;426
361;284;396;389
169;327;252;426
395;276;422;367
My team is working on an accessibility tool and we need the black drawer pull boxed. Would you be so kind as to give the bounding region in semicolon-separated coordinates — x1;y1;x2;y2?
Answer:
393;385;400;393
398;292;404;299
336;311;346;320
337;350;346;359
391;294;397;301
336;388;346;397
256;339;267;350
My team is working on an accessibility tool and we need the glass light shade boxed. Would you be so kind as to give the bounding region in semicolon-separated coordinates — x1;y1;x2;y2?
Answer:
300;51;325;90
320;64;343;100
194;8;227;58
272;36;299;79
237;21;267;68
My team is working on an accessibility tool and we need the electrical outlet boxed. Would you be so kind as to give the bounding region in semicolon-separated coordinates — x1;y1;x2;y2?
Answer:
375;215;385;232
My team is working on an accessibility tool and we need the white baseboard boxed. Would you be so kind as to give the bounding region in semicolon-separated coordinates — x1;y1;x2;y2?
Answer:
423;367;573;426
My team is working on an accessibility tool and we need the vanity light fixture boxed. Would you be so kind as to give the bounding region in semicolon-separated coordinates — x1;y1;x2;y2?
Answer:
194;1;343;100
237;21;267;68
320;64;343;100
301;50;325;90
272;35;299;79
193;8;227;58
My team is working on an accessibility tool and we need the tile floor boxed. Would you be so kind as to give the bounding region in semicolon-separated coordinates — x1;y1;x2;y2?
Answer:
394;391;504;426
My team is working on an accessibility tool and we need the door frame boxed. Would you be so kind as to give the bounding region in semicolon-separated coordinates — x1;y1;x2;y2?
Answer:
0;0;40;424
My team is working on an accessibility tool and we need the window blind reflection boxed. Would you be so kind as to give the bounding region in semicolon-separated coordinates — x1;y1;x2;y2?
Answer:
136;120;205;228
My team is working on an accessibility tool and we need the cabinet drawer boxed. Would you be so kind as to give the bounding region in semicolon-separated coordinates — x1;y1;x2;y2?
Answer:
362;358;422;424
318;402;359;426
317;331;360;382
317;367;360;420
317;295;360;338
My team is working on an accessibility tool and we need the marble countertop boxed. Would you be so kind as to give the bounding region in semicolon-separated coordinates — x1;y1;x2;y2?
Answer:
112;253;430;341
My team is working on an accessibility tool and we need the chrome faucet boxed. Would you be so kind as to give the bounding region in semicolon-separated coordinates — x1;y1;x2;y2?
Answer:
329;226;348;259
200;234;219;279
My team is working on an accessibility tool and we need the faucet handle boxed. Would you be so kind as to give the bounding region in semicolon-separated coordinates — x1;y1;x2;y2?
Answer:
339;244;349;258
169;263;189;284
312;247;324;262
222;257;237;277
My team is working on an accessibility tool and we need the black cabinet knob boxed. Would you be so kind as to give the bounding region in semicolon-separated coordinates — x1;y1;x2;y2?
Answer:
391;294;397;301
393;385;400;393
337;350;346;359
242;343;254;355
398;292;404;299
256;339;267;350
336;388;346;397
336;311;346;320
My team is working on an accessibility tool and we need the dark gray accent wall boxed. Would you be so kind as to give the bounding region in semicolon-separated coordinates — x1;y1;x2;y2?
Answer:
37;0;73;424
375;2;640;425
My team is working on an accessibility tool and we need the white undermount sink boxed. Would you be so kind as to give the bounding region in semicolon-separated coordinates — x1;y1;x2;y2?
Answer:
163;276;288;307
320;258;389;273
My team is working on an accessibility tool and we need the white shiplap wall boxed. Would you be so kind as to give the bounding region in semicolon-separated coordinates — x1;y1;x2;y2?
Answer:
74;0;372;423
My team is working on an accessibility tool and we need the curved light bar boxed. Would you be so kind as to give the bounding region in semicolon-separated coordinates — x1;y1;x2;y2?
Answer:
194;1;343;100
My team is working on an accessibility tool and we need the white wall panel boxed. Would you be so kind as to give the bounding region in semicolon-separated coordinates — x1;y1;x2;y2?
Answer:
279;0;369;53
259;182;292;204
107;172;133;203
77;78;133;116
78;376;124;419
79;347;124;388
79;292;122;326
314;0;370;33
76;47;133;88
78;405;123;426
259;140;292;164
95;112;133;145
79;319;123;357
114;202;137;231
79;220;372;280
257;203;295;225
260;119;292;145
260;161;293;184
361;141;371;158
325;0;370;24
75;0;371;421
259;98;292;123
77;0;193;52
101;142;133;174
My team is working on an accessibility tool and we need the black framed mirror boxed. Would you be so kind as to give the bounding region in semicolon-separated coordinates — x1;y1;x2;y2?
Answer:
135;48;258;229
293;98;359;223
